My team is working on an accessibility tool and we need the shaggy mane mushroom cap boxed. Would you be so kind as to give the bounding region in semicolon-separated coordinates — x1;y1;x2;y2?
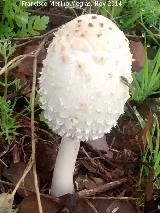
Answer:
39;14;132;141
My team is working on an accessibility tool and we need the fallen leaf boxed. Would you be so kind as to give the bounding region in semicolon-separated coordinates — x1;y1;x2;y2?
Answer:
3;162;37;197
129;40;145;71
36;140;58;186
36;140;58;174
87;135;109;152
19;194;60;213
13;43;46;96
17;43;46;77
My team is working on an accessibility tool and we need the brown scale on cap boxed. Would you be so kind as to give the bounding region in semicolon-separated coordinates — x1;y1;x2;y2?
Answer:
81;34;85;37
91;15;97;19
77;63;91;81
60;45;69;63
97;33;102;38
99;57;107;64
108;26;112;30
88;23;93;27
100;23;104;28
62;54;69;63
77;19;82;23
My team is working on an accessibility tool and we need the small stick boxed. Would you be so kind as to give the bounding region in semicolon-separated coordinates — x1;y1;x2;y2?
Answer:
11;158;33;196
0;158;8;167
85;199;99;213
78;178;127;198
0;54;32;76
106;191;125;213
16;40;35;48
87;196;137;200
31;39;47;213
0;28;58;42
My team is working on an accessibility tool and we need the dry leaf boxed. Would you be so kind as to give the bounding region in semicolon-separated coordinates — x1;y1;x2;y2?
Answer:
87;135;109;152
3;162;37;197
19;194;60;213
129;40;145;71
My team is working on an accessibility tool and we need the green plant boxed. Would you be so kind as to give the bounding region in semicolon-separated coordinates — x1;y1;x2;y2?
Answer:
0;0;49;38
123;0;160;28
0;41;20;143
0;41;16;64
0;193;19;213
99;0;160;29
0;207;18;213
133;108;160;182
0;96;18;143
140;115;160;180
131;47;160;102
99;0;127;21
0;41;16;98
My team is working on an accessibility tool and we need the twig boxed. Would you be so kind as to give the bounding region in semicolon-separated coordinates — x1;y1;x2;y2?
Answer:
0;158;8;167
0;54;32;76
138;21;160;45
85;199;99;213
1;28;58;42
16;40;35;48
125;34;143;39
78;178;127;198
30;39;47;213
81;146;97;167
11;158;33;197
0;179;22;188
87;196;137;200
105;191;125;213
0;146;10;158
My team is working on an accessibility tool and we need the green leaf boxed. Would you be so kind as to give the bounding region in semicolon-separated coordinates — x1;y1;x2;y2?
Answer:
33;16;49;31
131;48;160;102
0;0;49;38
0;96;19;143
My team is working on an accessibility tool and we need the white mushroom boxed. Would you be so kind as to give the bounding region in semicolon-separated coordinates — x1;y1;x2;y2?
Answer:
39;14;132;197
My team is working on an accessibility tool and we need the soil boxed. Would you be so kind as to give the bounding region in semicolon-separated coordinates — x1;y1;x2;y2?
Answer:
0;4;160;213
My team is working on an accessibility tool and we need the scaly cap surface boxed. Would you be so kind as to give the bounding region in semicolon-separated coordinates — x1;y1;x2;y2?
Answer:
39;14;132;141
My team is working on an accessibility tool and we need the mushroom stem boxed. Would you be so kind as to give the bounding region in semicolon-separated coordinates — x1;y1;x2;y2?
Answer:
50;137;80;197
